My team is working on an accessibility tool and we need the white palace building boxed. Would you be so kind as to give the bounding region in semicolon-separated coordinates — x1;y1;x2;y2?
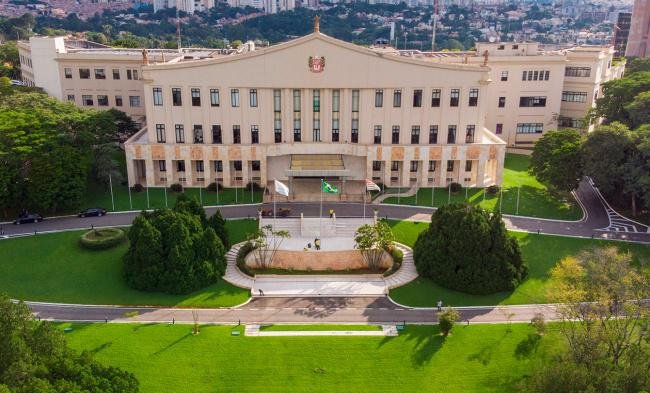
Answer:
123;20;505;201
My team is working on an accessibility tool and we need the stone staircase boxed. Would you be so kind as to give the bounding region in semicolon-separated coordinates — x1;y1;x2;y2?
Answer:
383;243;418;289
259;217;374;238
223;242;255;290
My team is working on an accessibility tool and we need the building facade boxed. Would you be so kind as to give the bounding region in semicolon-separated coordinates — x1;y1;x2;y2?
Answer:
613;12;632;57
124;27;505;200
626;0;650;57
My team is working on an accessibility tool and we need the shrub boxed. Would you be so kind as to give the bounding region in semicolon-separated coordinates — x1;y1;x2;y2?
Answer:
236;241;256;277
79;228;126;250
448;182;462;193
383;246;404;276
207;182;223;192
486;184;500;195
438;307;460;336
245;181;263;192
169;183;183;193
413;203;527;294
132;183;144;193
207;209;229;248
530;313;546;336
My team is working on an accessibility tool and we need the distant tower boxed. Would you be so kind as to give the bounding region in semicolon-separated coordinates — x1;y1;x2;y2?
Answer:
626;0;650;57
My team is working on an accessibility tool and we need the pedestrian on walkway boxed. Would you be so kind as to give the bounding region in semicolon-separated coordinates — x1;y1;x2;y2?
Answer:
314;238;321;250
329;209;334;219
259;289;264;296
437;300;443;312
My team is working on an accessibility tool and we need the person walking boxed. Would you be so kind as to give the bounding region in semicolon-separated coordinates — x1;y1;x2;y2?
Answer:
437;300;443;312
329;209;334;219
314;238;321;250
259;288;265;296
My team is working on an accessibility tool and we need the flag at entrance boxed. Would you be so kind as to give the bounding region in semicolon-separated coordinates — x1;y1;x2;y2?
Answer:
322;181;338;193
274;179;290;197
365;179;380;191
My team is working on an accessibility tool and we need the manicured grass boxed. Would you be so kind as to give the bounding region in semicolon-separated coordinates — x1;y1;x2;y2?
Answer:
259;324;383;331
382;153;581;220
0;219;258;307
83;183;263;212
388;221;650;307
60;322;563;392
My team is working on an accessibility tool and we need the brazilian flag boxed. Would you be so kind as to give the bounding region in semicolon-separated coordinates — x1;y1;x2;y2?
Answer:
322;181;338;193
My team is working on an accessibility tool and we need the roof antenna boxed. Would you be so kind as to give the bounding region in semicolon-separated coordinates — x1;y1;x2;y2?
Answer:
176;4;182;53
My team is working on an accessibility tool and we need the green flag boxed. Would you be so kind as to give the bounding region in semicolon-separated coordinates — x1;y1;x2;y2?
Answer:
322;181;338;194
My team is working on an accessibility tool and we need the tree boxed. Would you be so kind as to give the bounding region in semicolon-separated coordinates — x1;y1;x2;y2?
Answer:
0;295;139;392
413;204;527;295
625;57;650;75
174;194;206;226
248;225;290;269
593;71;650;126
207;209;229;248
437;307;460;336
625;91;650;129
123;215;164;291
354;221;394;270
530;313;546;336
530;129;583;192
524;247;650;392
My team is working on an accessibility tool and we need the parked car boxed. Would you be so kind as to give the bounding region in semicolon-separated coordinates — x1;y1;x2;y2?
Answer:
78;207;107;218
13;213;43;225
260;208;291;217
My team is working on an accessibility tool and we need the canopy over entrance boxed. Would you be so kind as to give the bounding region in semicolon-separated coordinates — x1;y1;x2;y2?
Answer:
287;154;350;177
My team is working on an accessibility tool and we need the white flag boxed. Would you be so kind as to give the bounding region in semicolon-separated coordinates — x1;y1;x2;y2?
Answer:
366;179;381;191
274;179;290;197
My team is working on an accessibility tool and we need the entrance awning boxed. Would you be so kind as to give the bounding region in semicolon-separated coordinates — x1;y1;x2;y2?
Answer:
286;154;350;177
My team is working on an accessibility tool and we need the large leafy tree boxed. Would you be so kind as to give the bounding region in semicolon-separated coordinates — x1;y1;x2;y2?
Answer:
530;129;583;192
206;209;230;249
625;91;650;129
592;71;650;126
0;295;139;392
413;204;527;295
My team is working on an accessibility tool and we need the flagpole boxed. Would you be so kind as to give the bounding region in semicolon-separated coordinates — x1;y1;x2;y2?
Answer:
363;186;366;220
319;178;323;238
109;174;115;212
273;179;277;230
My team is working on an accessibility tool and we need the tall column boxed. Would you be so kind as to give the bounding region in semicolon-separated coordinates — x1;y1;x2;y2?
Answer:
495;147;505;185
222;161;232;188
400;160;409;188
144;158;155;187
476;150;487;187
440;148;450;187
383;160;391;187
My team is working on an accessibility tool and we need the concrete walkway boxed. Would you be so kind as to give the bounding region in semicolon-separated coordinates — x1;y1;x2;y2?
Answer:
244;324;398;337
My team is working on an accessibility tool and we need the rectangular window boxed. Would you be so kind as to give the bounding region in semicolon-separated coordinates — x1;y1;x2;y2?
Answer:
212;125;222;144
176;161;185;172
410;161;418;172
565;67;591;77
67;94;75;102
561;91;588;103
156;124;166;143
351;89;359;143
450;89;460;107
233;160;242;171
250;89;258;107
210;89;220;107
175;124;185;143
129;96;140;107
431;89;441;107
153;87;163;106
332;89;340;142
413;89;422;107
233;125;241;144
393;89;402;107
112;69;120;80
533;70;539;81
372;161;381;171
516;123;544;134
447;125;457;144
465;125;475;143
411;126;420;144
94;69;106;79
196;161;204;173
251;160;261;171
97;95;109;106
115;95;123;107
82;95;93;106
428;160;436;172
558;117;584;128
522;71;527;81
429;125;438;144
468;88;479;106
193;125;203;143
544;71;550;80
391;126;400;144
231;89;240;107
126;69;138;80
293;89;301;142
191;88;201;106
495;123;503;134
498;97;506;108
519;96;547;107
391;161;399;171
172;88;182;106
375;89;383;107
373;125;382;144
251;125;259;144
500;71;508;81
465;161;473;172
447;160;454;172
215;160;223;172
274;89;282;143
159;161;166;172
79;68;90;79
312;89;320;142
64;68;72;79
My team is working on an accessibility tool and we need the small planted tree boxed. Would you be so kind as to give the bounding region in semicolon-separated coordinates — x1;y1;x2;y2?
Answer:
438;307;460;336
530;313;546;336
354;221;394;270
248;225;290;269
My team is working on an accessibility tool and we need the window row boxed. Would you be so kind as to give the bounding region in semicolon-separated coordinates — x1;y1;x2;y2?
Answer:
371;160;475;173
372;124;476;144
373;88;479;108
68;94;140;107
565;67;591;77
65;67;140;81
561;91;588;103
521;70;550;81
156;160;260;173
515;123;544;134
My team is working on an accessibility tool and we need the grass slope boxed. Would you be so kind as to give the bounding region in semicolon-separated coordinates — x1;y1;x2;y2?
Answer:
0;219;258;307
383;154;581;220
61;323;563;392
388;220;650;307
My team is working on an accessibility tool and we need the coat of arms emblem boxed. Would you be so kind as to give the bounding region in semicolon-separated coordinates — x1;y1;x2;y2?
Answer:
308;56;325;73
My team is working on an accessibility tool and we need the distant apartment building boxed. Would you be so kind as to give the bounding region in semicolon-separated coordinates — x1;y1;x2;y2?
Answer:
613;12;632;56
153;0;215;14
626;0;650;57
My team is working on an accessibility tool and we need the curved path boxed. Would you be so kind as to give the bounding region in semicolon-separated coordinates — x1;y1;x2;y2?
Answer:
1;179;648;243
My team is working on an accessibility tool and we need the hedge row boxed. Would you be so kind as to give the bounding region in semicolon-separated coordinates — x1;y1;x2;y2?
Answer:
236;241;256;277
79;228;126;250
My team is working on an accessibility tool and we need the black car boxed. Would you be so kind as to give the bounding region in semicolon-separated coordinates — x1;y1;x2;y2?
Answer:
78;207;107;218
13;213;43;225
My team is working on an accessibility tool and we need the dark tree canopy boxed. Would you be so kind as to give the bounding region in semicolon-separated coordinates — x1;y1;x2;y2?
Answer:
207;209;230;249
0;295;138;393
413;204;527;295
530;129;583;192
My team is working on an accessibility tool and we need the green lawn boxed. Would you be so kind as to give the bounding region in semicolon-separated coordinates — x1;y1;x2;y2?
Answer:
60;322;563;392
382;154;581;221
83;183;263;212
0;219;258;307
259;324;383;331
388;220;650;307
